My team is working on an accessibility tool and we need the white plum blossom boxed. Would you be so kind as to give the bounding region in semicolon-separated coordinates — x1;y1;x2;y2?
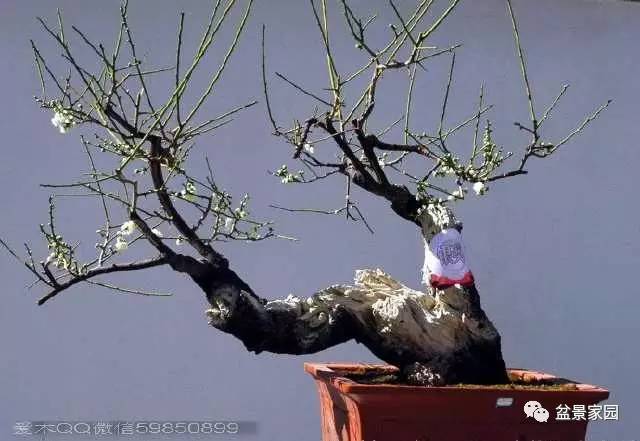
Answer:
234;208;247;219
303;143;314;154
275;164;303;184
222;217;234;234
50;109;75;134
175;237;185;246
114;237;128;252
280;172;304;183
151;228;163;237
180;181;197;202
179;189;193;201
472;181;488;195
56;257;70;270
120;220;136;236
447;189;465;201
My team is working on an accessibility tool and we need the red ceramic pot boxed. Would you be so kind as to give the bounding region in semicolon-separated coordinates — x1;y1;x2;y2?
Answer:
305;363;609;441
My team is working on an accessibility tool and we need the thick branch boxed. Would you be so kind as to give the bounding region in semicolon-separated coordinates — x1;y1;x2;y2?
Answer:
103;102;228;269
317;118;376;187
353;120;389;186
147;136;228;268
372;138;436;158
316;119;423;225
201;266;508;385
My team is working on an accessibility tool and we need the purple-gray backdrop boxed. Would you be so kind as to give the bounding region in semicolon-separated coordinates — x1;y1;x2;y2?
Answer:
1;0;638;439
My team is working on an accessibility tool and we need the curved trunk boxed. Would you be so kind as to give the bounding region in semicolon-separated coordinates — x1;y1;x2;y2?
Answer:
196;204;509;386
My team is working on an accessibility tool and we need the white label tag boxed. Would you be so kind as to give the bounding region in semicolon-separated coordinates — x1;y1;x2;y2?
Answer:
496;397;514;407
423;228;474;288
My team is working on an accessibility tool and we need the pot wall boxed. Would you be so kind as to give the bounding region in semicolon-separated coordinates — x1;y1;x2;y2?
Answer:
305;363;610;441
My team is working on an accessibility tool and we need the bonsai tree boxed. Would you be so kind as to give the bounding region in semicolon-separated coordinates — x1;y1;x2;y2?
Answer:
1;0;609;386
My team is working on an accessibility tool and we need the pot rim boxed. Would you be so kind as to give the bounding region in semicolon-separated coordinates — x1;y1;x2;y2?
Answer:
304;362;610;399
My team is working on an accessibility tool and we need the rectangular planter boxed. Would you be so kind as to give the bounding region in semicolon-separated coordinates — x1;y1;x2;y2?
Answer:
305;362;609;441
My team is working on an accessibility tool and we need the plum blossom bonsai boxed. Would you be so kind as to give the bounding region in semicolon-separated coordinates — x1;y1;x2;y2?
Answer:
1;0;609;386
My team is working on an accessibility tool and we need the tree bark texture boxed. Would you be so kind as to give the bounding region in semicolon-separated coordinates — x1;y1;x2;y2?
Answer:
197;205;509;386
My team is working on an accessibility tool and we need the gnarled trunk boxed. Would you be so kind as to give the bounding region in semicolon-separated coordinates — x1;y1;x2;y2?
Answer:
197;205;509;386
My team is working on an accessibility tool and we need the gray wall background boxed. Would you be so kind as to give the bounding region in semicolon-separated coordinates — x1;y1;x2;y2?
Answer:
1;0;638;439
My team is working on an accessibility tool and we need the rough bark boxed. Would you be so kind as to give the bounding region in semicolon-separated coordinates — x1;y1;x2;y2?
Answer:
197;206;509;386
120;122;509;386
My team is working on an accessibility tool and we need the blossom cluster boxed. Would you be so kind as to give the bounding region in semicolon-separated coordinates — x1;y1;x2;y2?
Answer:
114;220;163;252
180;181;198;202
274;164;303;184
50;108;76;134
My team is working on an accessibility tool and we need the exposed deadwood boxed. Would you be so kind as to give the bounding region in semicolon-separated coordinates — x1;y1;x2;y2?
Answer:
200;207;508;386
203;267;507;385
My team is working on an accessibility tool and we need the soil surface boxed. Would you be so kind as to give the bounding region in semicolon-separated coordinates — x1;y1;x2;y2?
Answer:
343;370;579;390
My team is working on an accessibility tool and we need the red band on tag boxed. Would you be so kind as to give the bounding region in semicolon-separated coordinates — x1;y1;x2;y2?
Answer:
429;271;474;289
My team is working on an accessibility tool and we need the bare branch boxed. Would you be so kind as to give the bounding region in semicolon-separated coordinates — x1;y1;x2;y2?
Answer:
261;25;280;135
275;72;333;108
37;256;169;305
507;0;537;130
